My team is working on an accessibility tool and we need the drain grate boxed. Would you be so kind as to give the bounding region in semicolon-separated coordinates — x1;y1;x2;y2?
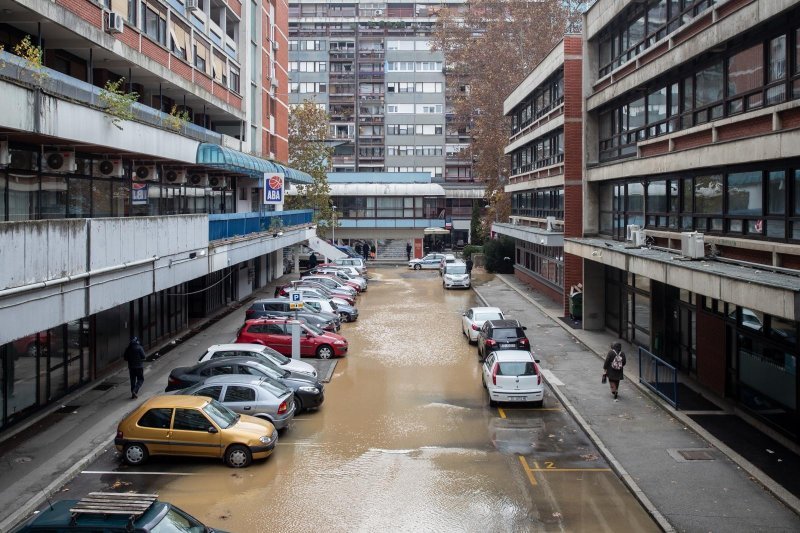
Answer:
55;405;80;414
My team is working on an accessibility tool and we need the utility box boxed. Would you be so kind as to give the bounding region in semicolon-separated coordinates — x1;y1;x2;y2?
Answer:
680;232;705;259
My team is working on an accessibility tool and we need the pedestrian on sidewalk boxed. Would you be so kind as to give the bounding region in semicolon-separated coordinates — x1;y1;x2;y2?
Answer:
603;342;626;399
466;256;474;277
406;241;412;261
362;241;371;262
123;336;146;399
308;252;318;269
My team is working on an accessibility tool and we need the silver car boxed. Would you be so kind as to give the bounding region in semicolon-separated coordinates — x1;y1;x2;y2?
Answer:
179;375;296;430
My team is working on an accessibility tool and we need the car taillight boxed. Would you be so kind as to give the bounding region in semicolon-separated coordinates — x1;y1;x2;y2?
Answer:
168;376;179;386
471;324;479;331
519;338;529;346
277;401;287;414
486;338;497;346
116;430;123;439
492;364;499;386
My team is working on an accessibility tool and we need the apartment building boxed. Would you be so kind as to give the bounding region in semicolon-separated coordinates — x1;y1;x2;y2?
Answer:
572;0;800;439
497;36;583;316
0;0;312;432
287;1;482;246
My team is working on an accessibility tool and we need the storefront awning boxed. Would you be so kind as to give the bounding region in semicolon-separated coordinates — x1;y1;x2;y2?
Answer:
196;144;312;184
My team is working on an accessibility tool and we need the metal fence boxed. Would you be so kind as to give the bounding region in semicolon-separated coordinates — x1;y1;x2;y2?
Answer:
638;346;678;408
208;210;313;241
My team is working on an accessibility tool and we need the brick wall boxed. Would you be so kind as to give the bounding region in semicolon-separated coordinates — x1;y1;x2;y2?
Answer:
673;130;713;151
195;71;213;93
118;25;140;51
141;38;169;68
563;253;584;316
228;0;242;17
639;140;669;157
716;115;772;142
56;0;102;28
780;107;800;129
515;268;562;306
171;58;193;83
719;245;771;264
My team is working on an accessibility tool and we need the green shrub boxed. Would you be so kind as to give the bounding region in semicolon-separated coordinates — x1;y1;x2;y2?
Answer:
483;236;515;274
461;245;483;260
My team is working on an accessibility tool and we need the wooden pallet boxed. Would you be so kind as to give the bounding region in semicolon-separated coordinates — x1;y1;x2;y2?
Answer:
69;492;158;519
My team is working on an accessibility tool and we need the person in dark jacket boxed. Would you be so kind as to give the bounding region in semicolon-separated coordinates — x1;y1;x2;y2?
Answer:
465;257;474;277
308;252;318;269
603;342;626;399
362;241;371;262
123;337;146;399
406;241;412;261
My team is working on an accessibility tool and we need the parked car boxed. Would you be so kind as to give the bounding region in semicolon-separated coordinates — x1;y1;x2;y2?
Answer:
114;395;277;468
281;284;354;307
408;253;445;270
236;318;348;359
165;356;324;412
333;256;367;276
302;274;358;297
178;375;295;430
481;350;543;407
303;296;359;322
438;254;457;275
477;319;530;360
281;279;355;305
462;307;505;344
442;261;471;289
14;493;230;532
309;267;367;291
320;264;367;285
198;343;318;378
246;298;340;331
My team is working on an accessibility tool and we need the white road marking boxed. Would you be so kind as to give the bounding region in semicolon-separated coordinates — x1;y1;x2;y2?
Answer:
81;471;196;476
541;369;564;386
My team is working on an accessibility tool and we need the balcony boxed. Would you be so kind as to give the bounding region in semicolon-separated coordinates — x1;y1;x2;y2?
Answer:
208;210;313;241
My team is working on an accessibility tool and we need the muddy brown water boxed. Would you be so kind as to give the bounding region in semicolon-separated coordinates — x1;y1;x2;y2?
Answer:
143;268;659;532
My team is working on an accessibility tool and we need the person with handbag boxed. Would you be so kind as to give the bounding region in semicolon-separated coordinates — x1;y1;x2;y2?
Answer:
602;342;626;399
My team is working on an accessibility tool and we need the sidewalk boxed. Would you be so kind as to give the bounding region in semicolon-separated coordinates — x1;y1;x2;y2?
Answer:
473;272;800;532
0;276;292;533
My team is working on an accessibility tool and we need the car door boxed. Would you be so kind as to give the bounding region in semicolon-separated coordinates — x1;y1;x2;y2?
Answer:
134;407;174;455
170;407;222;458
190;385;223;402
263;323;291;354
221;385;258;416
482;353;496;387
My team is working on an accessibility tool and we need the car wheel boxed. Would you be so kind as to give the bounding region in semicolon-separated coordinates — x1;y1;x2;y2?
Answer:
123;443;149;466
317;345;334;359
294;397;304;413
488;397;496;407
340;313;350;323
413;264;421;270
225;444;252;468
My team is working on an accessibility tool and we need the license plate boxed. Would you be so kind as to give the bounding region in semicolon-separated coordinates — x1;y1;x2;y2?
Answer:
500;343;515;348
509;396;527;401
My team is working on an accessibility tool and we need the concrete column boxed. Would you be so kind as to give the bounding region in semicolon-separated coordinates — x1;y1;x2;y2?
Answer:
293;245;300;273
583;260;605;331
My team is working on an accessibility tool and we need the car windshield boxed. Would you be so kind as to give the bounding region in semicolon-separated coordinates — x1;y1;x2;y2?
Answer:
304;322;325;335
259;376;291;396
475;312;503;321
497;361;537;376
260;345;289;364
203;399;239;429
493;328;523;340
447;266;467;275
150;507;207;533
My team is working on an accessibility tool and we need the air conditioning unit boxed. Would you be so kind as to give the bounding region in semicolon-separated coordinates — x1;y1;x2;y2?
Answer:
208;175;226;188
165;169;187;184
630;229;646;247
188;172;209;187
0;141;8;166
134;164;158;181
626;224;641;241
272;40;279;51
185;0;200;12
44;150;77;172
375;9;383;15
680;232;705;259
105;12;124;34
95;159;124;177
546;216;556;232
10;151;35;170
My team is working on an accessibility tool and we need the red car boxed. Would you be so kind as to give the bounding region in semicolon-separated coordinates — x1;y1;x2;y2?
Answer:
236;318;348;359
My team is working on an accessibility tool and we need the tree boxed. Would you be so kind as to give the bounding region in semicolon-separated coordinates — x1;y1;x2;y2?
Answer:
285;100;335;237
432;0;569;231
470;200;485;245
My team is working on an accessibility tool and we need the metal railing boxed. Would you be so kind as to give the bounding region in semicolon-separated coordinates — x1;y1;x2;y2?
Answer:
638;346;678;408
208;210;313;241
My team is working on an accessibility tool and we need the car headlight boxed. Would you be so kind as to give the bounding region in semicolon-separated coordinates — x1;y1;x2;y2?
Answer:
298;386;319;393
259;433;274;445
334;340;345;345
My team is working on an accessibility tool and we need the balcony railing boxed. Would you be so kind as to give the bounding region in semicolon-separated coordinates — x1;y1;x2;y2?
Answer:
208;210;313;241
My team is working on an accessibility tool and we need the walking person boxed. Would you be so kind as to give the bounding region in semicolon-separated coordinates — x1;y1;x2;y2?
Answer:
465;256;474;277
406;241;412;261
124;336;146;399
362;241;370;262
308;251;318;269
602;342;626;399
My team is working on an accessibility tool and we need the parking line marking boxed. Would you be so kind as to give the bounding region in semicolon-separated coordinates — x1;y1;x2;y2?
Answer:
518;456;537;486
528;468;612;472
81;471;196;476
498;407;507;419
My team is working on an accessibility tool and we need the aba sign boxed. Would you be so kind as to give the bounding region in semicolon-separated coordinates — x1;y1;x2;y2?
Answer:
263;172;284;204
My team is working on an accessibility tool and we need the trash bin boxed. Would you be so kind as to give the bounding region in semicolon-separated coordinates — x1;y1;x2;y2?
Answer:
569;292;583;320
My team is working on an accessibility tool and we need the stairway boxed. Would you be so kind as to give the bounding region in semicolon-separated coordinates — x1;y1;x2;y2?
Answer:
377;239;410;260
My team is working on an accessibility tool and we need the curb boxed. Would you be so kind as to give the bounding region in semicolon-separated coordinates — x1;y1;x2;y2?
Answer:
484;275;800;520
473;283;675;532
0;437;114;533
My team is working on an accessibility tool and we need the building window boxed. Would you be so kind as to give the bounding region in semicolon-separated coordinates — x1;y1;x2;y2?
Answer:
141;3;166;45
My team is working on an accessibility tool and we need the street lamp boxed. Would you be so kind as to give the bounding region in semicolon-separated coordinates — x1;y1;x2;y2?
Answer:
332;205;336;244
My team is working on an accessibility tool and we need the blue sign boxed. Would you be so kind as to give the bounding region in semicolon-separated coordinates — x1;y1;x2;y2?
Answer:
264;172;284;204
132;182;148;205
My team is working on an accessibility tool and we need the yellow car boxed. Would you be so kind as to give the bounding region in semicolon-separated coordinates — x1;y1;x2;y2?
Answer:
115;395;277;468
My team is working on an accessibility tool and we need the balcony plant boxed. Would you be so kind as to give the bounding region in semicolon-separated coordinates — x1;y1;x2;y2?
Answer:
14;35;46;84
164;105;191;132
99;78;139;130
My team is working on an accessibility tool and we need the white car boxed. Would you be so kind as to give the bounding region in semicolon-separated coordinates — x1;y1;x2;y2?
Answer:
438;254;457;275
461;307;505;344
408;253;445;270
481;350;544;407
442;261;470;289
334;257;367;276
198;343;318;378
314;267;367;291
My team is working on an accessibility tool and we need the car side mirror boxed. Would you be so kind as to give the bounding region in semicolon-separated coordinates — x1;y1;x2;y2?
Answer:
207;426;218;434
522;326;527;330
535;359;541;364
